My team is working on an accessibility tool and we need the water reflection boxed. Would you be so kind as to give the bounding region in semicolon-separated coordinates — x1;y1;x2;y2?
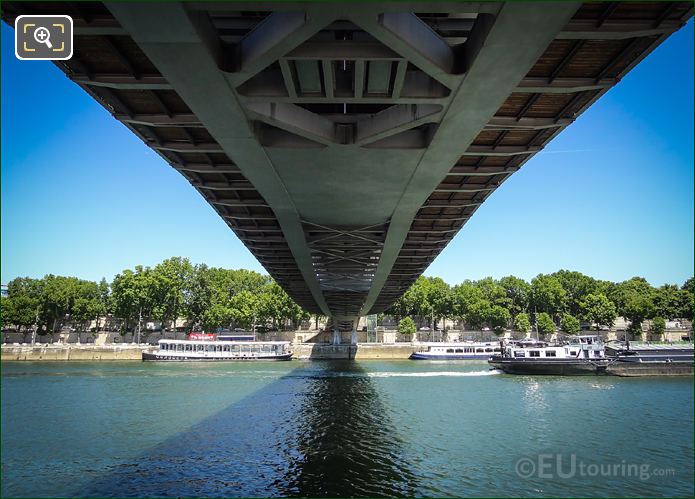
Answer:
280;361;417;497
79;361;415;497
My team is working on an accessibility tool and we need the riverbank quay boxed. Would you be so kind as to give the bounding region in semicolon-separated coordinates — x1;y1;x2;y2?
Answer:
1;343;153;361
1;342;419;361
4;344;693;375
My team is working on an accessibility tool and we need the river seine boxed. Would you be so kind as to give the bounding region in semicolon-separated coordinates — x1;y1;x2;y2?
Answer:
1;360;692;497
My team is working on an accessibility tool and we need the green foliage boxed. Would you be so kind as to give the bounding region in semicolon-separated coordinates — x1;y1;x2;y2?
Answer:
475;277;509;308
531;274;567;320
2;294;40;330
451;282;484;321
536;312;556;336
488;305;510;333
111;266;157;332
560;314;580;335
498;276;530;317
465;297;492;330
151;257;193;329
654;285;693;321
613;278;656;333
398;317;416;336
551;270;598;317
651;316;665;337
386;276;451;328
4;262;691;339
580;293;616;330
514;313;532;333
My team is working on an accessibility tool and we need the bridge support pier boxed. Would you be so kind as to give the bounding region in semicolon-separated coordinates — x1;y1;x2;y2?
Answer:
351;329;357;345
332;329;341;345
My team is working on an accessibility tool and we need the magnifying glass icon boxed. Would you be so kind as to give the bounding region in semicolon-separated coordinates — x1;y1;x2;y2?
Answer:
33;27;53;49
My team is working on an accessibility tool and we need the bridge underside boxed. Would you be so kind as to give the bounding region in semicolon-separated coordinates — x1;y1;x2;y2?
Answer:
4;2;691;327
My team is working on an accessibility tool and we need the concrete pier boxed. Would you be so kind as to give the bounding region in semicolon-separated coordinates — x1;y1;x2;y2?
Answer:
293;343;416;360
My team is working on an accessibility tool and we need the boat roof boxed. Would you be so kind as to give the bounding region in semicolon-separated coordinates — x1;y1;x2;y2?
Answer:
158;339;290;345
424;342;498;346
608;343;694;351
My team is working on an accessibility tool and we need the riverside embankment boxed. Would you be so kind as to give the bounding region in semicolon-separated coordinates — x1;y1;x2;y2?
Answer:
1;343;419;361
1;344;153;361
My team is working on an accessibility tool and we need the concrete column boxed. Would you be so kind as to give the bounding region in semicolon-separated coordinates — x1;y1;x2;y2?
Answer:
332;329;341;345
351;329;357;345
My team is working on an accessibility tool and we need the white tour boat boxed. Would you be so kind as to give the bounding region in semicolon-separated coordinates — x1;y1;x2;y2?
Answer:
142;338;293;361
410;341;502;360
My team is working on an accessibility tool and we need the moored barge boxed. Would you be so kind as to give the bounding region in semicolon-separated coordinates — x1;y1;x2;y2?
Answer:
604;342;693;376
488;336;608;375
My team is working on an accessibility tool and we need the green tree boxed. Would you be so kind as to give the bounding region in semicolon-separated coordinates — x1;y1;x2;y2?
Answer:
71;280;103;332
96;278;111;331
487;305;510;334
552;270;598;317
451;282;482;324
402;276;451;328
560;314;580;335
229;290;259;330
613;278;656;333
398;317;416;337
650;316;665;339
466;299;492;330
499;276;530;318
536;312;556;336
152;257;193;331
2;295;40;332
531;274;567;320
514;313;532;333
475;277;510;308
261;282;309;330
654;284;693;320
111;266;157;341
42;275;82;333
185;263;214;327
580;293;616;330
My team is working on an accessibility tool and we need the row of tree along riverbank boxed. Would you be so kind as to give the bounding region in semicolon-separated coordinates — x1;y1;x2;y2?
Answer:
2;256;692;341
386;271;693;338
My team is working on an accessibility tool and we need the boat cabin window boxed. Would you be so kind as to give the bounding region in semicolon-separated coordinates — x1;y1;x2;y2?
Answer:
494;348;501;352
514;351;525;357
446;348;454;353
476;348;484;353
529;350;541;357
455;349;463;353
545;351;557;357
485;348;493;352
465;348;473;353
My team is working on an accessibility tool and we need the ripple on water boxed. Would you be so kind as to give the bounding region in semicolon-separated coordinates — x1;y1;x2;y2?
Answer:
1;362;693;498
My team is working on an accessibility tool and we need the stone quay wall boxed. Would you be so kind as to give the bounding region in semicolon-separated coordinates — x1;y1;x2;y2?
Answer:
2;343;417;361
1;344;153;361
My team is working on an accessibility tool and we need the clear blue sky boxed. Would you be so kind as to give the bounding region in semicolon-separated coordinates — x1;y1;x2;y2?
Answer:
2;20;693;288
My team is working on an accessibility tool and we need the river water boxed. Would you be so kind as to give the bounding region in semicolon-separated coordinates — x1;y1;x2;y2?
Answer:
1;361;692;497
